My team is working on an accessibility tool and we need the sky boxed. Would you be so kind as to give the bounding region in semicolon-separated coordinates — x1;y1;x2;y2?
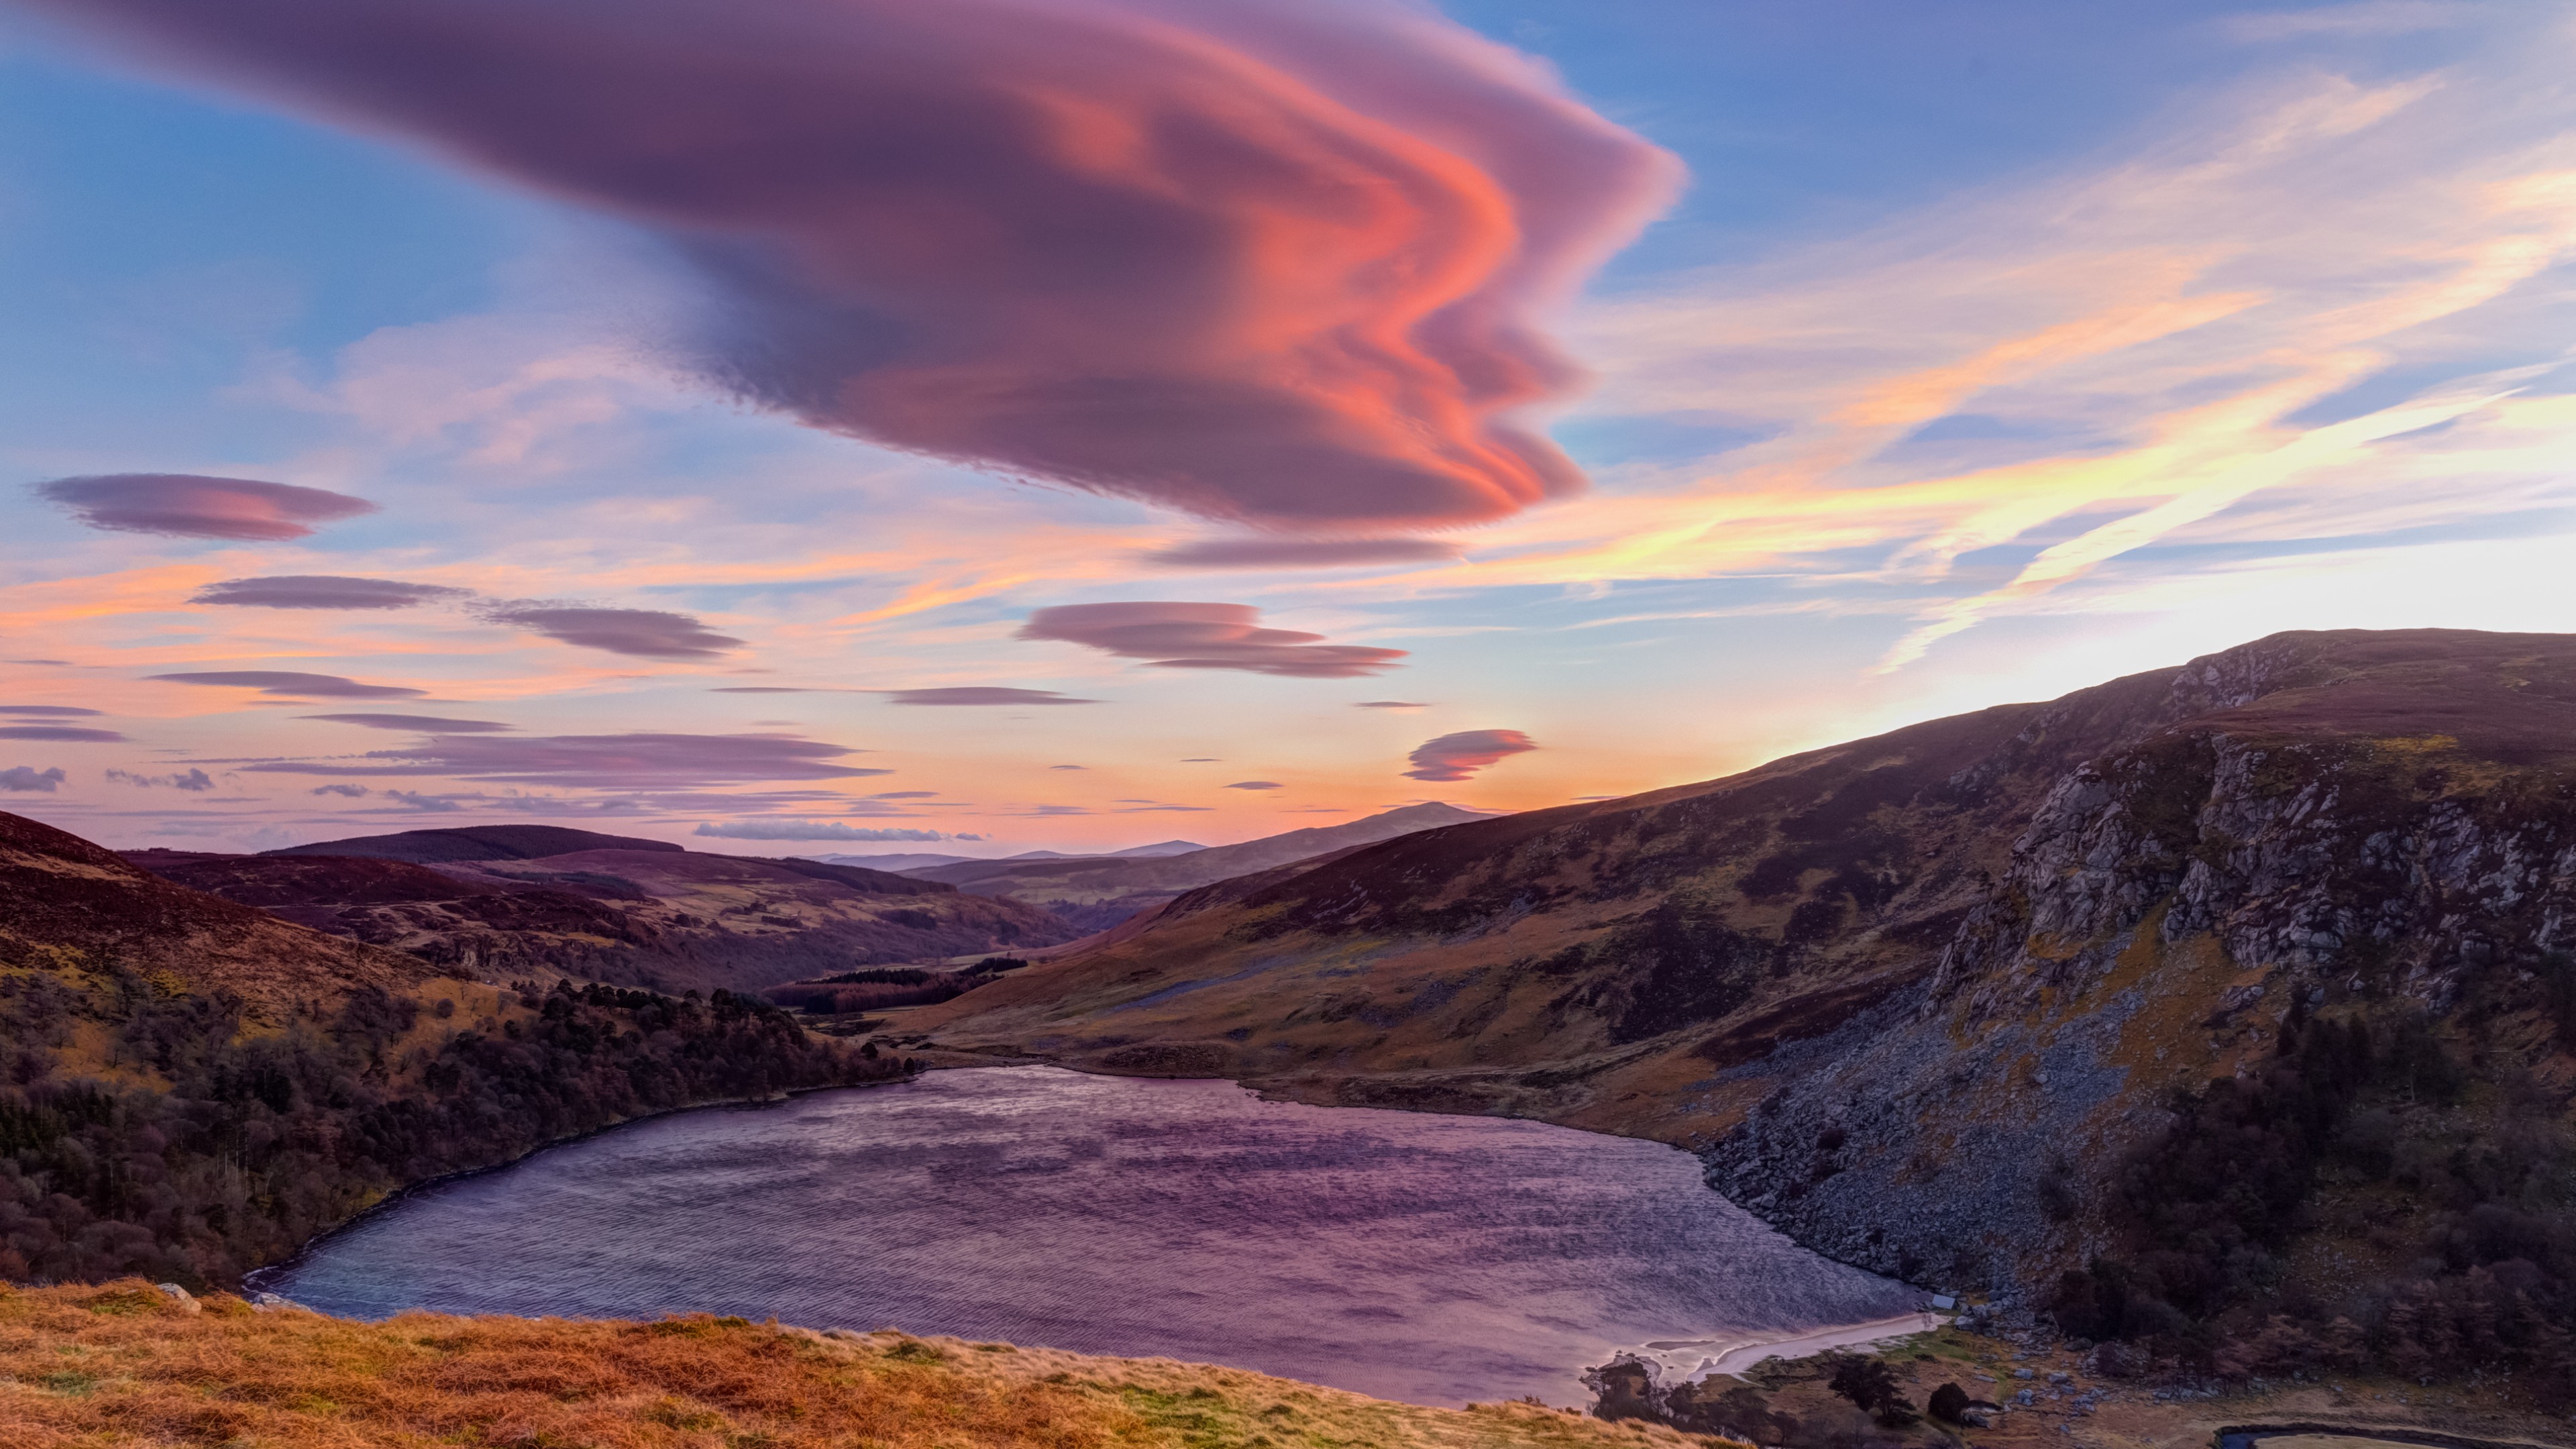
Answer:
1;0;2573;857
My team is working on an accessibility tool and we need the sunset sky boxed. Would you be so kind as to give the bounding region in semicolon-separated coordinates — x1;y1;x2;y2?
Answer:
4;0;2573;856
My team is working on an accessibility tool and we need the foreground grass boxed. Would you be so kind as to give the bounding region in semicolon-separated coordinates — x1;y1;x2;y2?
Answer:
0;1282;1742;1449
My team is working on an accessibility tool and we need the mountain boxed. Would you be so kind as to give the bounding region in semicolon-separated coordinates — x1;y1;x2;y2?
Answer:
263;824;684;863
900;803;1493;932
127;841;1080;994
812;851;985;871
0;810;903;1287
912;630;2576;1390
1107;839;1206;857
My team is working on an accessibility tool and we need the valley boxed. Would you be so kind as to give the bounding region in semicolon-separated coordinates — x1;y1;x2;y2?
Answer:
908;629;2576;1406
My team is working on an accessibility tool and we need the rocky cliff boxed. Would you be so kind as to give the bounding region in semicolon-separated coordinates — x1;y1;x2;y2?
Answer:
912;629;2576;1380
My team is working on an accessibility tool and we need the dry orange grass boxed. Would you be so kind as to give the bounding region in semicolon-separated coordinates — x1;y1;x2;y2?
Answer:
0;1281;1744;1449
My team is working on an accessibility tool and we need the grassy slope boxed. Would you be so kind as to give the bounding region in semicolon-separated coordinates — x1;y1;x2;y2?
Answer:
0;1283;1743;1449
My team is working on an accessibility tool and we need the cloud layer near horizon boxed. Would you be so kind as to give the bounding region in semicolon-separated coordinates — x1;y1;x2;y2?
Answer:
1018;601;1405;677
35;474;377;540
29;0;1677;533
244;731;885;788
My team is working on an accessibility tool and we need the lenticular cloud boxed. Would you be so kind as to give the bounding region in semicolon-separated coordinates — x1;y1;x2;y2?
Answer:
32;0;1679;531
36;474;376;541
1018;602;1404;678
1403;729;1535;782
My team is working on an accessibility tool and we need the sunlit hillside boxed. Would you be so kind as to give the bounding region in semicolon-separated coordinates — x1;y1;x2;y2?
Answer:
0;1283;1742;1449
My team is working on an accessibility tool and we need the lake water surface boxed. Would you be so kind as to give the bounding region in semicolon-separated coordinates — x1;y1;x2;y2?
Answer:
266;1066;1912;1405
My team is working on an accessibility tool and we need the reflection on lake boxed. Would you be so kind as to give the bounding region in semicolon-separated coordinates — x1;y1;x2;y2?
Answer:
268;1066;1911;1405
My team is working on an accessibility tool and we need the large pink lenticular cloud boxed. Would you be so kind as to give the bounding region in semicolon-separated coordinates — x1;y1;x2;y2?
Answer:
25;0;1680;531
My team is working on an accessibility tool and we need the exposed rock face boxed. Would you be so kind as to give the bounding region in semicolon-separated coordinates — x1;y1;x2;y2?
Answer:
912;629;2576;1307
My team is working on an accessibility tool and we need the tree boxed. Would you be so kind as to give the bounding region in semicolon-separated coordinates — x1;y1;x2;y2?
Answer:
1823;1353;1913;1426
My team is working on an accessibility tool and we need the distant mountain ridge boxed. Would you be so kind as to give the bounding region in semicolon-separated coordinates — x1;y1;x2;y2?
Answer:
126;834;1077;993
264;824;683;863
900;804;1495;932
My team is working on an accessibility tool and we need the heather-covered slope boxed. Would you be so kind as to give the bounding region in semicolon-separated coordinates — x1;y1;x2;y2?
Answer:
125;841;1079;995
1;812;906;1287
914;630;2576;1389
0;813;437;1014
904;802;1493;932
0;1284;1737;1449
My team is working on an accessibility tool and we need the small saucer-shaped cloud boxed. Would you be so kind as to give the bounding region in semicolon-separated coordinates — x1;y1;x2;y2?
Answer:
0;766;66;792
299;713;515;733
1146;537;1463;570
1225;780;1283;790
880;687;1101;706
1403;729;1536;782
193;575;473;609
150;671;425;699
1018;602;1405;678
694;821;951;841
0;725;127;742
475;602;741;659
36;474;376;540
0;705;104;716
1354;700;1429;710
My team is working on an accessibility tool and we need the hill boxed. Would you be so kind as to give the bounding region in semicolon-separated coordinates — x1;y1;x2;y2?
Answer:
903;802;1493;932
1;813;435;1013
125;843;1079;995
0;810;904;1286
0;1285;1748;1449
911;629;2576;1395
262;824;684;863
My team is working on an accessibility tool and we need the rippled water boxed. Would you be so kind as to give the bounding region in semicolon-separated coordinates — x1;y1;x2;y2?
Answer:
267;1066;1911;1405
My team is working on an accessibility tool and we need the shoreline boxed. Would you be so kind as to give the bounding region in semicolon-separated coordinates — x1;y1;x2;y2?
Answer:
245;1074;914;1295
1617;1309;1946;1385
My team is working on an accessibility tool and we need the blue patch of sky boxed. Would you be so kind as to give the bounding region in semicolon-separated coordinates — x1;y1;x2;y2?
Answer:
1439;0;2464;280
0;44;545;468
1548;413;1772;467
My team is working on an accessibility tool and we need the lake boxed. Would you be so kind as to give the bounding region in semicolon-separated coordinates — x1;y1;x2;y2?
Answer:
263;1065;1915;1405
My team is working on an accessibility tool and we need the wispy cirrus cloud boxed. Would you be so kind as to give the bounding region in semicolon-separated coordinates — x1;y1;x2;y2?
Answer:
1403;729;1535;782
26;0;1676;535
1018;602;1405;678
34;474;376;540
